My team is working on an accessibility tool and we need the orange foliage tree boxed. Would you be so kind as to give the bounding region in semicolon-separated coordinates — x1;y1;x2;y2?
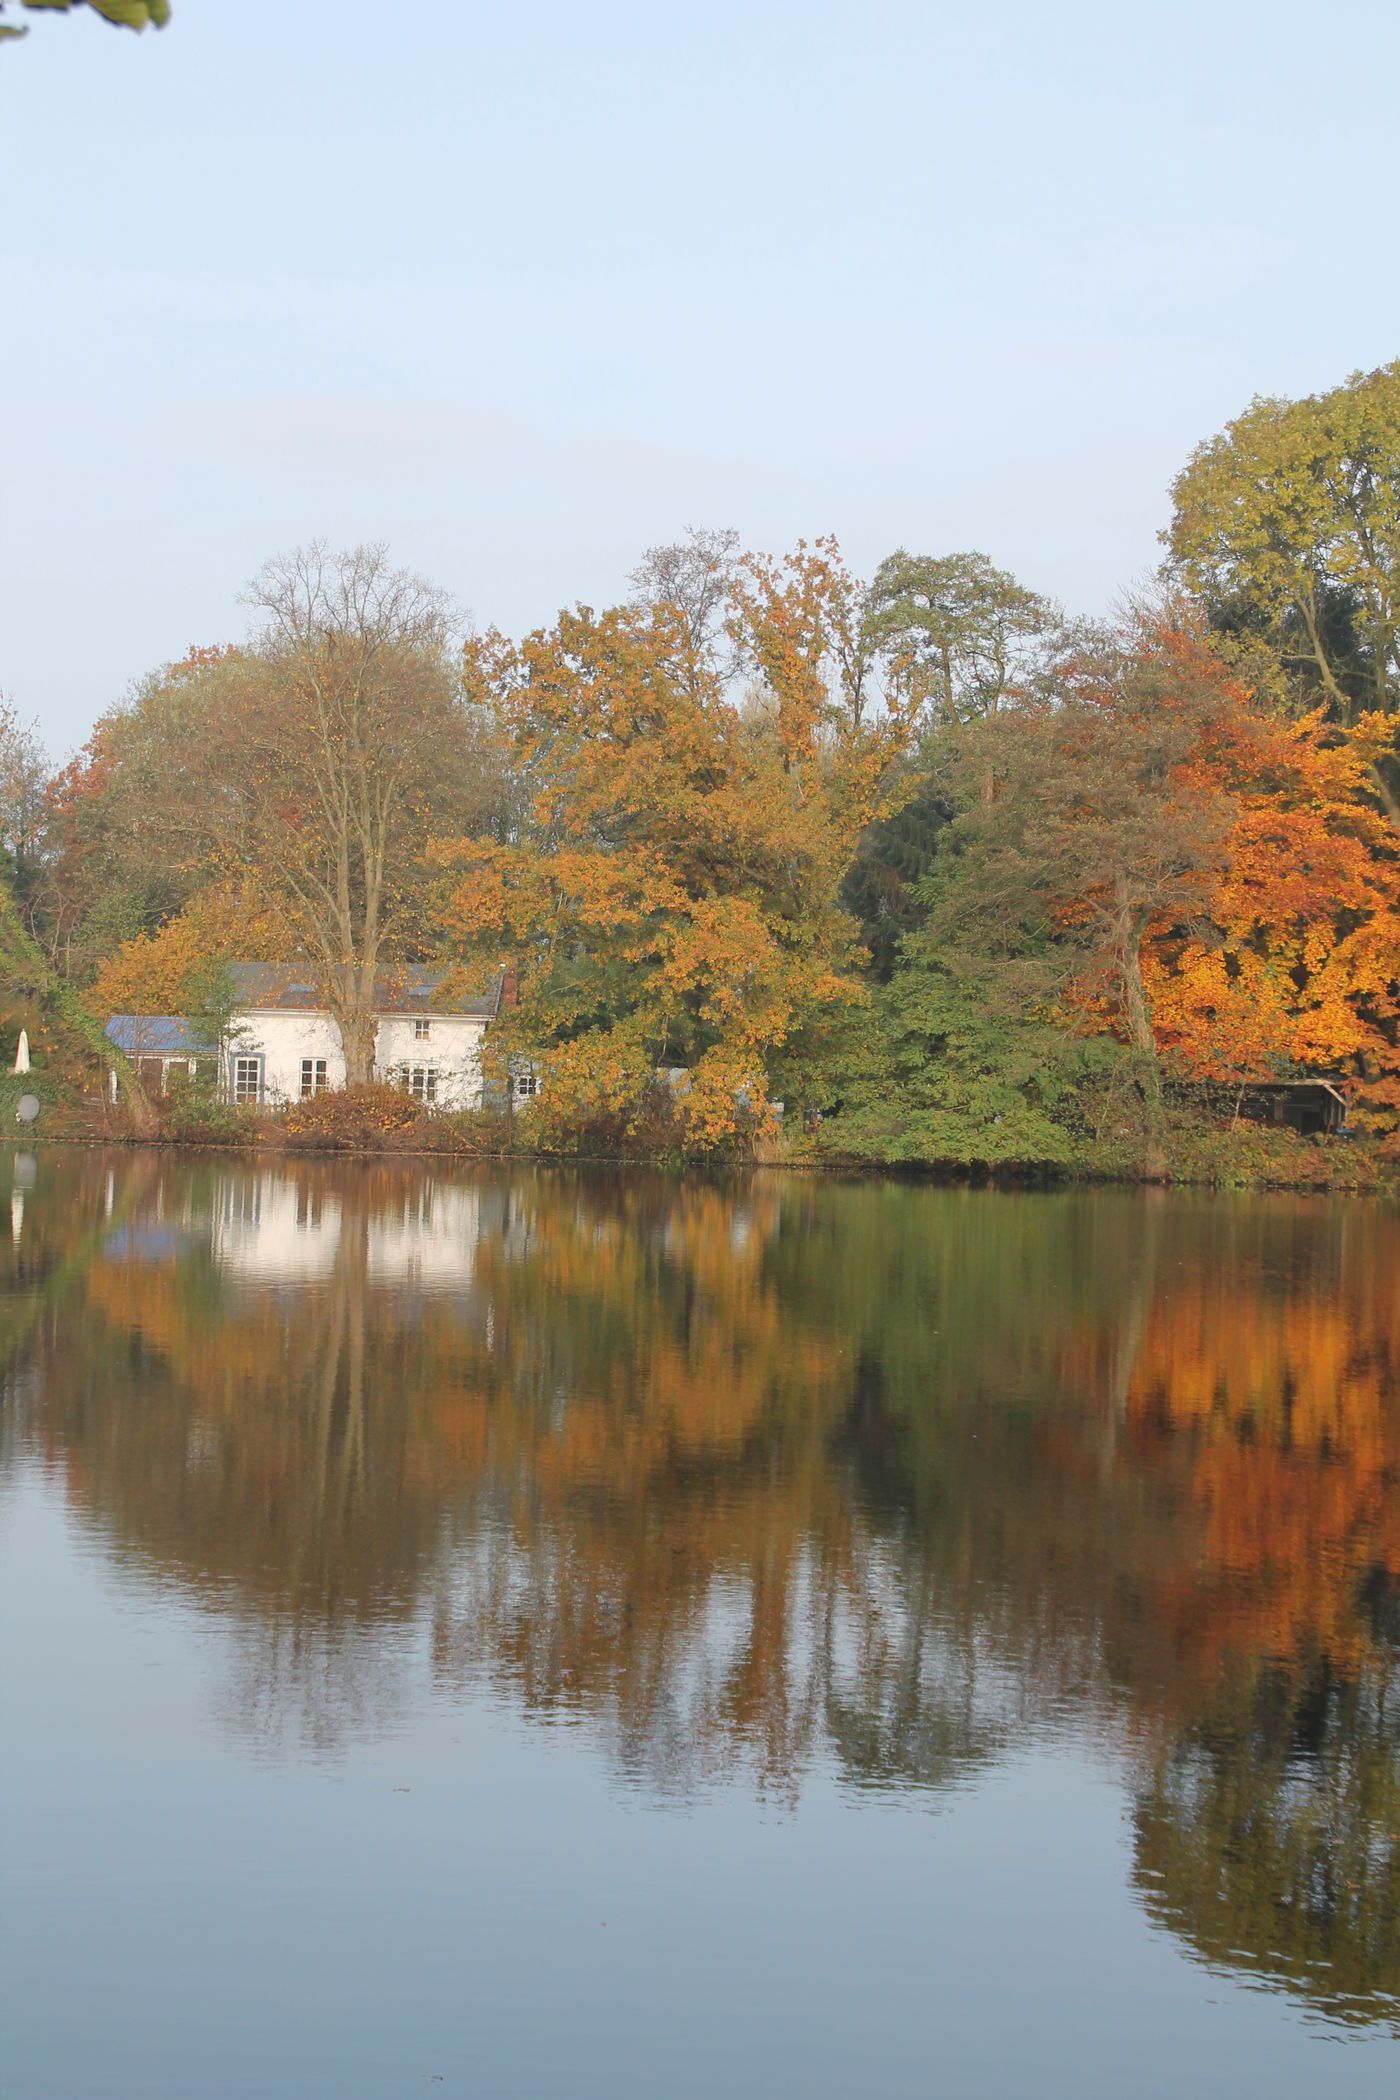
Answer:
933;614;1400;1143
436;542;917;1146
88;886;290;1018
1144;704;1400;1127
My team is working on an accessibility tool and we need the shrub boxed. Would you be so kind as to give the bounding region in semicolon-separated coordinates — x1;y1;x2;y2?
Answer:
0;1067;62;1130
162;1092;253;1146
274;1083;426;1150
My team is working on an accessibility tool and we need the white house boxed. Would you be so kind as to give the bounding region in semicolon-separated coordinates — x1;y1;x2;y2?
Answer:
107;961;507;1110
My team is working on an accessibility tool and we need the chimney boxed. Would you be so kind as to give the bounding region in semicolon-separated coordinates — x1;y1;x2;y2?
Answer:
499;961;519;1011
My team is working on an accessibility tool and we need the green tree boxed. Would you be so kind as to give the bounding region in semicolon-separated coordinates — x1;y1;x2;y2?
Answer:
840;552;1055;975
818;937;1108;1168
839;752;952;980
861;615;1239;1175
0;700;50;910
866;549;1056;725
1167;363;1400;726
0;869;153;1126
0;0;169;38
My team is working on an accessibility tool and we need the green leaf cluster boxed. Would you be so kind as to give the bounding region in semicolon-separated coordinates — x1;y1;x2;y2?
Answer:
1;0;169;35
817;915;1120;1171
1167;361;1400;724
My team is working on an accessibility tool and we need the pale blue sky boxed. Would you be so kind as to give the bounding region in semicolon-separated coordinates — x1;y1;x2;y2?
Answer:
4;0;1397;755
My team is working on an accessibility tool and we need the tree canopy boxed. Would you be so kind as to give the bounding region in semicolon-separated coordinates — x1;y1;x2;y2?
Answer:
1168;362;1400;727
0;0;169;38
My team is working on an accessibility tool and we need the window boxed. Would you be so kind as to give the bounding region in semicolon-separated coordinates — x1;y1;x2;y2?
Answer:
299;1058;329;1099
232;1056;262;1105
412;1017;432;1041
404;1064;438;1103
513;1070;539;1101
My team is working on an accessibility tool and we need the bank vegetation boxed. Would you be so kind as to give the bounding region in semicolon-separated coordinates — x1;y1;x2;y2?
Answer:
3;361;1398;1190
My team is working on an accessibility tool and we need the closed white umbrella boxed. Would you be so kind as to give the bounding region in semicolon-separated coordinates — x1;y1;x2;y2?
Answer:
14;1029;30;1074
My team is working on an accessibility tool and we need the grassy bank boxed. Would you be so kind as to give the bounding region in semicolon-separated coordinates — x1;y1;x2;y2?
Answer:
9;1080;1398;1197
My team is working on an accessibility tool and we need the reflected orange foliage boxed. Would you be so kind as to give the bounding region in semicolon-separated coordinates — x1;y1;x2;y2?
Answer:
1127;1263;1400;1682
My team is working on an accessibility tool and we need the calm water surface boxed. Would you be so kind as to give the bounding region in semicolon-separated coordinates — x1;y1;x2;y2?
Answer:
1;1151;1397;2099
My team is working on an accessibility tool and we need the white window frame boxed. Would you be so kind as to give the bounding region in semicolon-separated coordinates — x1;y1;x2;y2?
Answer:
412;1017;432;1041
299;1057;329;1099
513;1069;539;1101
403;1063;438;1103
231;1054;263;1106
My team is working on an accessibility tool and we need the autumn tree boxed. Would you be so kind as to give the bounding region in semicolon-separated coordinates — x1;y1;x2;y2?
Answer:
437;542;916;1146
628;526;740;678
47;547;511;1083
36;648;239;982
86;884;289;1021
198;544;472;1082
1143;704;1400;1127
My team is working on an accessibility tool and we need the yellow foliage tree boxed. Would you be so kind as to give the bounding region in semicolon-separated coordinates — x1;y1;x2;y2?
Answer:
89;887;290;1019
435;545;917;1147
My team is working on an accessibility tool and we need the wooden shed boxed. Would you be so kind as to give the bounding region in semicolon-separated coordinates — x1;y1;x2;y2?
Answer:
1237;1079;1349;1137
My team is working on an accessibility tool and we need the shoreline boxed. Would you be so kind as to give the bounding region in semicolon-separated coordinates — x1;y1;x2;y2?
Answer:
7;1127;1397;1199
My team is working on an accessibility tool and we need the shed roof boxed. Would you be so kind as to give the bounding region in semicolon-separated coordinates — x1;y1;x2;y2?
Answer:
226;962;504;1019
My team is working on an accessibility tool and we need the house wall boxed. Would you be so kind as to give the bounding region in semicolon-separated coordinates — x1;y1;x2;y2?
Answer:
230;1011;346;1105
228;1008;487;1108
375;1015;487;1109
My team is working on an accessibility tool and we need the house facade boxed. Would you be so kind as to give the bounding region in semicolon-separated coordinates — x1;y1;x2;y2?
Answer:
106;962;506;1109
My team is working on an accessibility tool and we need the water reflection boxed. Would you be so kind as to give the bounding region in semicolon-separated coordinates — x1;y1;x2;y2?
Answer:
2;1152;1397;2031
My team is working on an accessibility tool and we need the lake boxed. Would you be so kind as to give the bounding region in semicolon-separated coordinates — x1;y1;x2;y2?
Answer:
1;1150;1396;2099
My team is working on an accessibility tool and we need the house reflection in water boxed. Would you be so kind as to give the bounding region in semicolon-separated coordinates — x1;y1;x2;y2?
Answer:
208;1169;494;1295
213;1174;344;1283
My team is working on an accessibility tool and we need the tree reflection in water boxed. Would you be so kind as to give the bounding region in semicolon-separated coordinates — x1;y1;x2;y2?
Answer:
2;1153;1396;2026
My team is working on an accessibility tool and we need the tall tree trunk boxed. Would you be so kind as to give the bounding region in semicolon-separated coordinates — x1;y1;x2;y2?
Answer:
339;990;378;1087
1114;879;1168;1181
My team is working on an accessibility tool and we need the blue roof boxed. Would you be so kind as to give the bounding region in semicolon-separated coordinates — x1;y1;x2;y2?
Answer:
105;1015;214;1056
